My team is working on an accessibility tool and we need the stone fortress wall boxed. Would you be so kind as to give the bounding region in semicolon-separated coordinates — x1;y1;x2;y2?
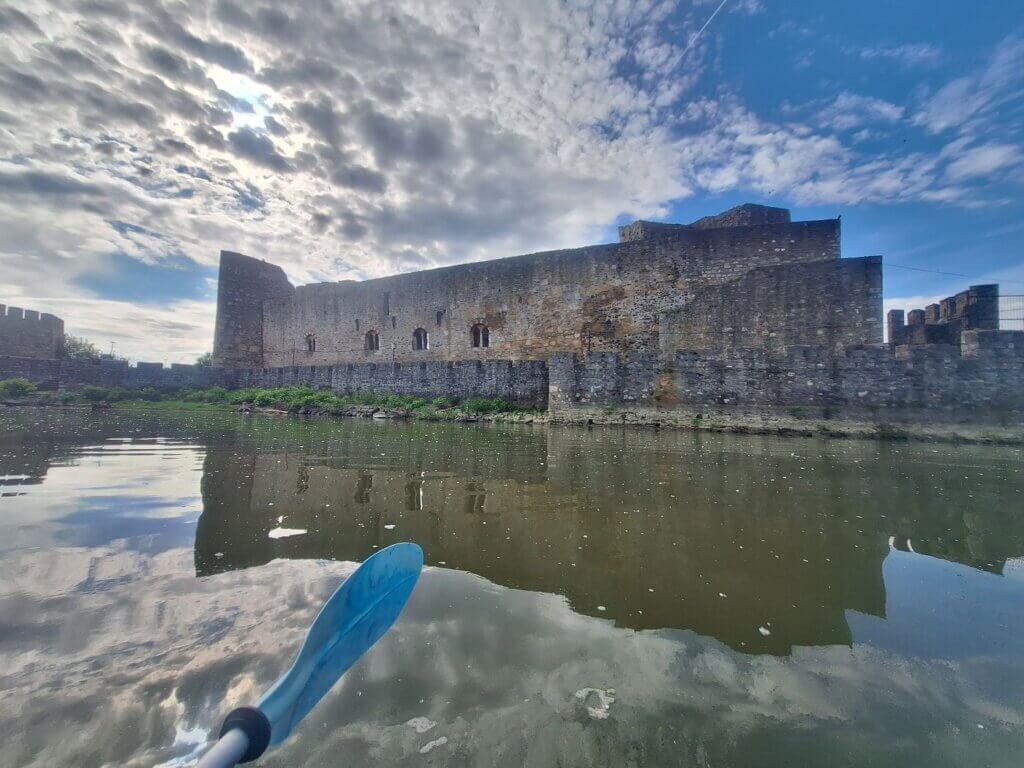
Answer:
213;203;870;368
3;202;1021;423
887;285;999;347
548;329;1024;421
0;304;64;360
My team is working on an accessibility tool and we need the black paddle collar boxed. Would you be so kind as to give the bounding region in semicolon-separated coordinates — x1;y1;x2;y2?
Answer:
220;706;271;763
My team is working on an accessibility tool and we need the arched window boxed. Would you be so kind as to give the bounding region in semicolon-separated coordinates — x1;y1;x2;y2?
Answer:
471;324;490;348
364;330;379;351
305;334;316;353
412;328;429;350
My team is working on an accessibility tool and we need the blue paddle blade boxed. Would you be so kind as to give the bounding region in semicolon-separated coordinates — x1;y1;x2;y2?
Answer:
256;543;423;746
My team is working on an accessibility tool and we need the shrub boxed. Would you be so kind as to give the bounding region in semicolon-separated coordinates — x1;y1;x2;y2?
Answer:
252;391;277;407
432;395;454;408
462;397;513;414
0;378;37;398
80;386;112;402
227;388;261;405
59;334;100;360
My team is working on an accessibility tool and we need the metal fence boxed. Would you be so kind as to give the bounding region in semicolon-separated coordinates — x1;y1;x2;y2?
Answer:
1001;295;1024;331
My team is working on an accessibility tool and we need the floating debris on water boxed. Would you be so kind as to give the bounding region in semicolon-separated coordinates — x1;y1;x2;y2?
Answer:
419;736;448;754
268;527;307;539
407;717;437;734
574;687;616;719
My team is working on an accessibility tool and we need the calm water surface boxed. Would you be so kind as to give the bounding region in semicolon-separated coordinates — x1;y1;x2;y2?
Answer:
1;410;1022;767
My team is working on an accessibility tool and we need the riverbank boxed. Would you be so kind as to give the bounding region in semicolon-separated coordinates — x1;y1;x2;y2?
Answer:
0;379;543;423
549;405;1024;445
3;378;1022;445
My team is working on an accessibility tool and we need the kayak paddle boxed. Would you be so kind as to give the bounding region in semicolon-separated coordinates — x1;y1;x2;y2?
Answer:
195;542;424;767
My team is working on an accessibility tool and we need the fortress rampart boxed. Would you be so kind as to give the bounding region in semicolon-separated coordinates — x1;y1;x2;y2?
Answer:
0;304;64;359
4;203;1021;427
549;330;1024;421
213;204;854;368
887;285;999;346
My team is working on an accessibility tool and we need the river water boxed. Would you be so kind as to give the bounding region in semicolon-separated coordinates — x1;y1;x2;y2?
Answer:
1;410;1022;767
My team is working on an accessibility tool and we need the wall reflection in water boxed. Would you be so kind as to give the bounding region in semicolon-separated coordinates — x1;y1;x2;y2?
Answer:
194;420;1024;656
2;412;1024;767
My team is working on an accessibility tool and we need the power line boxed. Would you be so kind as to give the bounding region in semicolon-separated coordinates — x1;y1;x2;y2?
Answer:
886;262;1024;287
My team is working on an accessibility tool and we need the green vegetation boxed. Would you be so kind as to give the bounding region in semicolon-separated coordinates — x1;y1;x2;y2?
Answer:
58;334;100;360
194;351;214;367
462;397;515;414
0;378;37;398
4;382;534;420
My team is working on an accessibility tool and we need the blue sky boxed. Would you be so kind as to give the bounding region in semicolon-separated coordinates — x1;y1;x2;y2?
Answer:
660;0;1024;302
0;0;1022;361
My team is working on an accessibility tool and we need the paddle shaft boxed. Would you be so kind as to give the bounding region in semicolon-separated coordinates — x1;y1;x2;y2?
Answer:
195;728;248;768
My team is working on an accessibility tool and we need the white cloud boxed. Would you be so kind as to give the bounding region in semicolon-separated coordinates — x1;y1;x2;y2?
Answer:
0;4;1021;362
945;142;1022;181
914;33;1024;134
38;297;216;364
818;92;904;132
855;42;943;68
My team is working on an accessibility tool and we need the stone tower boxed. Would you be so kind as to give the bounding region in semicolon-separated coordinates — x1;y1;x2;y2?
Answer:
212;251;293;369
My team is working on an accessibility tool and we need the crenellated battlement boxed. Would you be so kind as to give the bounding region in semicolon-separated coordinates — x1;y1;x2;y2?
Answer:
1;304;62;325
887;285;999;347
0;304;64;359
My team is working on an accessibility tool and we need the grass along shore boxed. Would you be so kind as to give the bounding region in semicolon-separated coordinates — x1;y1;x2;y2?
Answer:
0;378;541;422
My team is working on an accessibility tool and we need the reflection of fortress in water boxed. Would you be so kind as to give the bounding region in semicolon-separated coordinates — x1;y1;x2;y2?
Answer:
194;423;1024;656
3;415;1021;657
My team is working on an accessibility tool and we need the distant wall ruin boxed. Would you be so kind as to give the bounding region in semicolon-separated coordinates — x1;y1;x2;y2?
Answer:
887;285;999;347
0;304;64;360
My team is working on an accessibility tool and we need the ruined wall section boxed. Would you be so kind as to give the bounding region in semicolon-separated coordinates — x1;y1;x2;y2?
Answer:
887;285;999;346
0;305;64;359
213;251;294;369
258;218;842;368
617;204;792;242
689;203;791;230
0;356;229;389
660;256;882;356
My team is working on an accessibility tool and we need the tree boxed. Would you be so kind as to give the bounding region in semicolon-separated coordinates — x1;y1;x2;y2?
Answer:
194;351;214;367
60;334;100;360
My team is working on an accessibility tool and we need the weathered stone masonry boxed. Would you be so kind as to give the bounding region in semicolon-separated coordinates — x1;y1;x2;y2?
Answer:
4;202;1020;422
549;330;1024;421
0;304;63;360
213;203;864;368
